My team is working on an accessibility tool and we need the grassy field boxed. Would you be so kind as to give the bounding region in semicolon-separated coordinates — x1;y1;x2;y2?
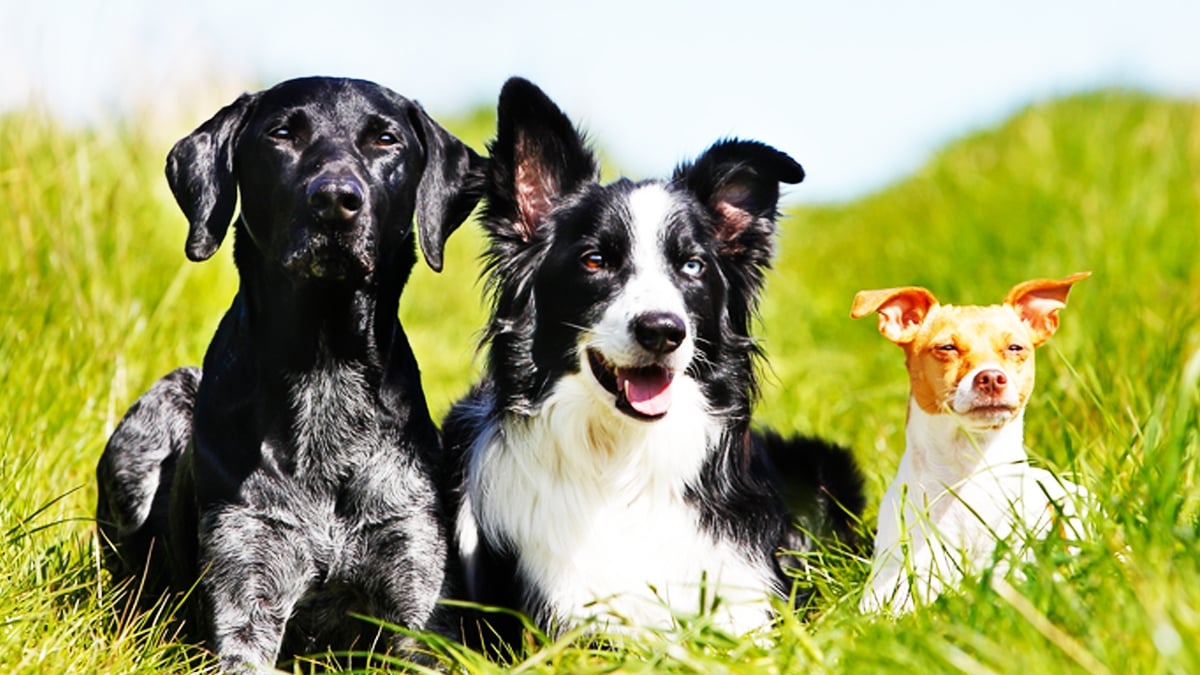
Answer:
1;89;1198;673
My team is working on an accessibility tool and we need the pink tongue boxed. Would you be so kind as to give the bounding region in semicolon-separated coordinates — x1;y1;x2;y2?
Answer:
618;368;674;417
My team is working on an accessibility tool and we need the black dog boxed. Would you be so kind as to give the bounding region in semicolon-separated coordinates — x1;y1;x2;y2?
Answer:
445;78;862;645
96;77;485;669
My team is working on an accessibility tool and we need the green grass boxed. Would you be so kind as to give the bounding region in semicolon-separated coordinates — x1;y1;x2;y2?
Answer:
2;89;1198;673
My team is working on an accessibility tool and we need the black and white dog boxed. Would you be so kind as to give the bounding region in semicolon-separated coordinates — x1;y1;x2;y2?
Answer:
445;78;863;642
95;77;485;669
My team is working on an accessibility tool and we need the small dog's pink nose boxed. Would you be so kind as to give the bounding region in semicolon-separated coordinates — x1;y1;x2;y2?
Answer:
973;369;1008;395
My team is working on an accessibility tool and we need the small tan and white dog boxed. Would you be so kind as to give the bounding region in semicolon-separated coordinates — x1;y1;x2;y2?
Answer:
852;273;1091;613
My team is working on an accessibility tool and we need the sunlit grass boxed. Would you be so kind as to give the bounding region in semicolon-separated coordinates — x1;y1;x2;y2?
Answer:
1;89;1198;672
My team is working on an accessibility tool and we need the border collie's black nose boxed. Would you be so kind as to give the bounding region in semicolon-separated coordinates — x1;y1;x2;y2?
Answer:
307;176;365;223
633;312;686;354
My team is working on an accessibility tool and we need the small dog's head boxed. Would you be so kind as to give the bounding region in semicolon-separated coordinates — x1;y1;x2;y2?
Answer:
479;77;804;420
851;273;1089;430
165;77;485;284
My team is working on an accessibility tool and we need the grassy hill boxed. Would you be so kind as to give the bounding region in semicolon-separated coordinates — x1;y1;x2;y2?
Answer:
1;89;1197;672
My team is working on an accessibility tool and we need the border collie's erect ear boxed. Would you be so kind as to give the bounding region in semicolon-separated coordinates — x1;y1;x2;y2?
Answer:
675;139;804;264
165;92;260;262
407;101;488;272
674;140;804;326
484;77;599;241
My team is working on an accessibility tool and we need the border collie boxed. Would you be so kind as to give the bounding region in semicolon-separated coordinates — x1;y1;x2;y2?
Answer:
443;77;863;643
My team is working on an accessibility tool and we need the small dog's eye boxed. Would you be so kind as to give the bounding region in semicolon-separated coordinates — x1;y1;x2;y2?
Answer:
581;251;606;271
679;258;704;278
268;126;293;140
1007;344;1025;353
376;132;399;146
936;343;958;353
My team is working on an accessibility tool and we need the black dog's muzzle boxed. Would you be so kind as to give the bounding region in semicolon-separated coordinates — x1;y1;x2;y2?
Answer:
282;168;376;282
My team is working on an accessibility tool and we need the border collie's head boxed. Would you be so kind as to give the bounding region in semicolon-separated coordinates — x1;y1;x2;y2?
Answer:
479;78;803;422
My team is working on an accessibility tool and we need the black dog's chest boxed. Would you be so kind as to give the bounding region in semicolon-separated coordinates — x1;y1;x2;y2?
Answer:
210;366;432;576
286;364;380;476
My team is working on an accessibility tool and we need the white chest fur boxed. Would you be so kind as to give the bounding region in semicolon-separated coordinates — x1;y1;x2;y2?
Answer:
459;373;779;634
861;402;1087;613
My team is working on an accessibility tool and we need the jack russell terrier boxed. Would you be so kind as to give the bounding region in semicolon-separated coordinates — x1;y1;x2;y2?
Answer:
852;273;1091;613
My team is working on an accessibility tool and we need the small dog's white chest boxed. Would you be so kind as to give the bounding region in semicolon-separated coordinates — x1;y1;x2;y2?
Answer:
862;415;1088;613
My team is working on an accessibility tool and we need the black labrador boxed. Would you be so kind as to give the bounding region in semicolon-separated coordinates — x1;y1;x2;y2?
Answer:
95;77;485;670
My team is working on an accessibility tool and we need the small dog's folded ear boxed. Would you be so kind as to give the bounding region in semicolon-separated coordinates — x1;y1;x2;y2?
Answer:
485;77;599;243
1004;271;1091;346
851;287;939;345
165;92;259;262
408;103;488;272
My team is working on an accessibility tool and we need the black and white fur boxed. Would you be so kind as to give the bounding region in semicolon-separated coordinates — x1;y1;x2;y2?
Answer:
95;77;485;670
444;78;863;644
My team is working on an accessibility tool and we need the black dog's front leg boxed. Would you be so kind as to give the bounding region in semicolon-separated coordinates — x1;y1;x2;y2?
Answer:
199;508;316;670
96;366;201;602
359;515;449;657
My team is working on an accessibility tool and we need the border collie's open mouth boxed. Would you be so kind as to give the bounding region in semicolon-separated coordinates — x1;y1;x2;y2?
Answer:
587;349;674;421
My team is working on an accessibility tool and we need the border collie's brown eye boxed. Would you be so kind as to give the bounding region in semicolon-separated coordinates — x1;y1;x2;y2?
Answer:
581;251;605;271
376;132;399;146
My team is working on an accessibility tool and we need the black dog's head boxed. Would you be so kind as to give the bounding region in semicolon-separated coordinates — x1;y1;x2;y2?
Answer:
166;77;485;283
479;77;804;421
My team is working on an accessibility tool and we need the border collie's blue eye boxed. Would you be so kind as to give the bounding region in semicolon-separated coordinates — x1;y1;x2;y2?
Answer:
581;251;605;271
680;258;704;277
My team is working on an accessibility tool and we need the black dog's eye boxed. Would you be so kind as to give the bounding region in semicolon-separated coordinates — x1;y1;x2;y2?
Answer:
267;126;293;141
581;250;606;272
679;257;704;278
376;132;400;147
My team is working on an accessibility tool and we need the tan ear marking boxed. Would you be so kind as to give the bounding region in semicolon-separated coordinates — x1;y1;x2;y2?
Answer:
851;286;939;344
1004;271;1090;346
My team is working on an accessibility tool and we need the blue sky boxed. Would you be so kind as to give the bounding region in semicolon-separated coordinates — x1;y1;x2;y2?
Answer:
4;0;1197;202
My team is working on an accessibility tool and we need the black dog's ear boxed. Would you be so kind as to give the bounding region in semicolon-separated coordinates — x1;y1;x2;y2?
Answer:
165;92;259;262
674;139;804;266
485;77;599;241
408;103;488;272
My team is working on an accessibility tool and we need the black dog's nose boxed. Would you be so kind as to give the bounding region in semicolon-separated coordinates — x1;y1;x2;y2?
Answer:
307;176;365;223
633;312;687;354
